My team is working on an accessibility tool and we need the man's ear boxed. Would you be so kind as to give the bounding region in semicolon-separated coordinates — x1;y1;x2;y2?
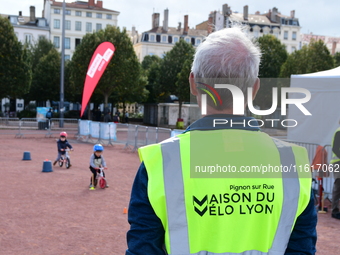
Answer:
189;72;198;96
252;78;260;100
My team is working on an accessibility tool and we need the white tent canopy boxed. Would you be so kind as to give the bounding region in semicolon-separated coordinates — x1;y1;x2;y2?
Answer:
287;66;340;146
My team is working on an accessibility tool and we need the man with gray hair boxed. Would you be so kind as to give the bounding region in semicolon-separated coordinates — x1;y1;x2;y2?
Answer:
126;27;317;255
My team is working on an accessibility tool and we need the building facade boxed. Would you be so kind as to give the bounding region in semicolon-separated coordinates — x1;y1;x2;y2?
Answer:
43;0;119;59
301;33;340;55
2;6;49;46
206;4;301;53
131;9;208;62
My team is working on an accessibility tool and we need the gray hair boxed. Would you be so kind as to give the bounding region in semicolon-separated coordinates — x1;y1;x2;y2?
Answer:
191;26;261;110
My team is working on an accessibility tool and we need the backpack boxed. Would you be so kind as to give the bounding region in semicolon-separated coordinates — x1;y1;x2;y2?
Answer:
46;111;52;118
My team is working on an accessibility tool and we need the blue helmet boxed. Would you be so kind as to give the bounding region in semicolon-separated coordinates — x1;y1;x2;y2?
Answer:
93;144;104;152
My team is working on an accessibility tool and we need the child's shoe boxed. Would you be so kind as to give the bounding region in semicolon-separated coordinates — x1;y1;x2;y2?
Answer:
53;161;57;166
105;184;109;188
89;185;95;190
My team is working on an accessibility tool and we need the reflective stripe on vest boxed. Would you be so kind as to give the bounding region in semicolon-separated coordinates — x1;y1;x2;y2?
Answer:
330;128;340;164
160;138;299;255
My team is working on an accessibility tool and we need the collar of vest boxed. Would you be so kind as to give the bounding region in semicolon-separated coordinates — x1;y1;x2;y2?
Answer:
186;114;261;132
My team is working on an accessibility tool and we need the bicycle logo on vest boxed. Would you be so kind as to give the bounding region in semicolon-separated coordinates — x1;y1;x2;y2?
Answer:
193;185;275;216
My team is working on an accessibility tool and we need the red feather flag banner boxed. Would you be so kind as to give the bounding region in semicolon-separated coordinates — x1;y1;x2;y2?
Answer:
80;42;115;117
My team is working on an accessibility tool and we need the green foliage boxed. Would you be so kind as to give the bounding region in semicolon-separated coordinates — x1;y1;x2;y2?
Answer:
257;35;288;78
280;40;334;77
30;49;61;102
17;109;36;118
253;35;288;109
334;52;340;67
30;37;55;71
160;39;195;100
0;16;32;99
69;26;146;108
142;55;163;103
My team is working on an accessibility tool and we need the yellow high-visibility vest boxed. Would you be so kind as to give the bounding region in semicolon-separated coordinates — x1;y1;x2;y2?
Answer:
330;127;340;164
139;129;311;255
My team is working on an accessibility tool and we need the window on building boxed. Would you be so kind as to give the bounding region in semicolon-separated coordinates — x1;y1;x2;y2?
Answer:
15;33;19;38
174;37;179;43
96;23;102;31
65;55;71;61
196;38;201;45
150;34;155;42
185;38;190;43
65;20;71;30
162;35;167;43
156;35;161;42
75;38;81;47
284;31;288;40
54;9;60;14
292;31;297;40
53;36;60;48
65;10;71;15
291;46;296;52
96;13;102;18
25;34;32;44
38;35;45;40
75;21;82;31
76;11;81;16
168;36;172;43
86;12;92;17
253;30;259;38
106;14;112;19
65;37;70;49
54;19;60;29
86;22;92;32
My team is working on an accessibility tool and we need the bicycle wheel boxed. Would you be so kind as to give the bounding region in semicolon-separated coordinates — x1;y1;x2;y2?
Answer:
99;177;106;189
59;159;63;167
66;158;70;169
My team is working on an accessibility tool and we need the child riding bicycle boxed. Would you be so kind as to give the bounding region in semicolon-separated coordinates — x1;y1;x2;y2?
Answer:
89;144;109;190
53;131;74;166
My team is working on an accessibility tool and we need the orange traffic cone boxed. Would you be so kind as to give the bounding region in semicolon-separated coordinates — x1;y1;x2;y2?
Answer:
123;207;128;214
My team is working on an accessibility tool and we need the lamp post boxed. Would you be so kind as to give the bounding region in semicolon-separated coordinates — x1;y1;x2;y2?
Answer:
59;0;66;128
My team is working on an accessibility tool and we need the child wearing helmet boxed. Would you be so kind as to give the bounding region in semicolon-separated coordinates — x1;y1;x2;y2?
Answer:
89;144;108;190
53;132;74;166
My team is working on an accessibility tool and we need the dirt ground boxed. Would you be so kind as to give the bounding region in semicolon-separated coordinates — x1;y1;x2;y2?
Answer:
0;134;339;254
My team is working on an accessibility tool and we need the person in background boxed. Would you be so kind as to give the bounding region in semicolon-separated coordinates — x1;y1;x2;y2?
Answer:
330;122;340;219
104;111;112;122
46;108;53;129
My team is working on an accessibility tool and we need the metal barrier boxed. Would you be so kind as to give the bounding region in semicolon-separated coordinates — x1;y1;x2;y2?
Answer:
283;140;320;165
0;117;20;127
125;124;138;151
47;118;79;137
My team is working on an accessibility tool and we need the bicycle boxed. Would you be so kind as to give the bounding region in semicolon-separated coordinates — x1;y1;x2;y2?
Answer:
90;167;107;190
58;148;72;169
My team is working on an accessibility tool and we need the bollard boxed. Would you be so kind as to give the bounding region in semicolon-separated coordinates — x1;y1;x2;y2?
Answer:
42;160;53;172
22;151;31;161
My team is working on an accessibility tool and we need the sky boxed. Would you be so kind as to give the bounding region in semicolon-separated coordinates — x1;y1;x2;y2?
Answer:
1;0;339;37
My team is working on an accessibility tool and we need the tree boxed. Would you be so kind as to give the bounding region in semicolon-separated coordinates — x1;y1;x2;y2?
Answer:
141;55;162;103
30;49;61;102
334;52;340;67
176;58;193;119
257;35;288;78
254;35;288;110
280;40;334;77
160;39;195;120
23;37;56;106
0;16;31;100
30;37;55;71
69;26;145;112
